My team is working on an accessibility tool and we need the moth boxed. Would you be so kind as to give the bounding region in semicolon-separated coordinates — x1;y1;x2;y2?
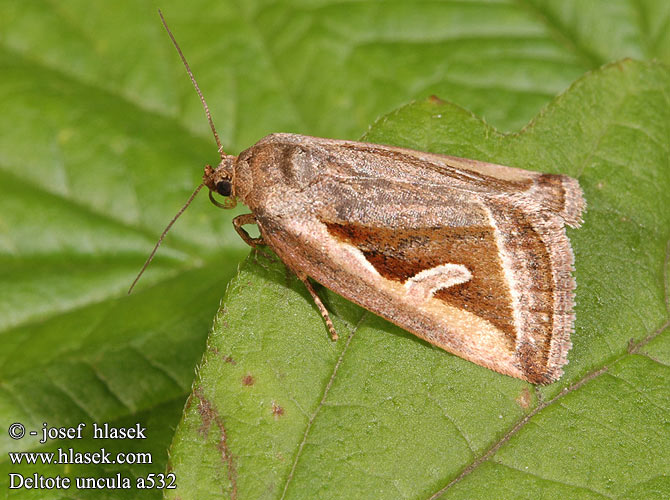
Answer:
133;12;585;385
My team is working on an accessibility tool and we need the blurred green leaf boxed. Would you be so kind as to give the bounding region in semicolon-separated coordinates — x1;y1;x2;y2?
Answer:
169;61;670;499
0;1;668;499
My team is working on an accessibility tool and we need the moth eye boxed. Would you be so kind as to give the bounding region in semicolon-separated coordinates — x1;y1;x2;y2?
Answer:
215;180;232;196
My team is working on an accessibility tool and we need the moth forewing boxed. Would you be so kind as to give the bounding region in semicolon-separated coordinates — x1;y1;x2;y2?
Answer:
205;133;585;384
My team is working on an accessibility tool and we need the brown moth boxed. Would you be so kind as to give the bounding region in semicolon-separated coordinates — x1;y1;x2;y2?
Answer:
203;135;585;384
134;12;585;385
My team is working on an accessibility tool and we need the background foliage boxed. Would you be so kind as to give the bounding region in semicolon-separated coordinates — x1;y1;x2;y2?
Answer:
0;1;668;499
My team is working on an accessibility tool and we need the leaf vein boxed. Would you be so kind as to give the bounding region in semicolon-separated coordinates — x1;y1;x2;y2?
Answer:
129;345;185;391
492;461;615;499
425;366;609;499
85;360;136;414
515;0;604;68
607;368;670;413
279;312;368;500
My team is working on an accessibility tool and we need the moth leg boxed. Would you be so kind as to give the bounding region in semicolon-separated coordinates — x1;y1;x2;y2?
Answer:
233;213;265;247
297;272;339;341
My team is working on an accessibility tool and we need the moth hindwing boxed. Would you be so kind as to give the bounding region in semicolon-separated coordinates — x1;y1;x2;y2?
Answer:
203;133;585;384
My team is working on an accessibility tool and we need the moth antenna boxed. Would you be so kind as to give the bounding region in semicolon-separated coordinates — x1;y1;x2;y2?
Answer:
128;183;205;294
158;9;225;160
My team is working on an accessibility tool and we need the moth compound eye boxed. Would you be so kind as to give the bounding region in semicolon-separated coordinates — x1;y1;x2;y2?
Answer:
215;180;232;197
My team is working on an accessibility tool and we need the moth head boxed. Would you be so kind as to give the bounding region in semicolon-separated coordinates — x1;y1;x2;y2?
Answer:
203;156;237;209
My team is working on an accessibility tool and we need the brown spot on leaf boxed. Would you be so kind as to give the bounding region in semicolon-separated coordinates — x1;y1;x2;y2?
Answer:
516;387;532;409
272;402;285;419
184;392;194;412
428;94;446;104
211;347;236;364
193;387;238;498
195;388;215;438
242;374;255;386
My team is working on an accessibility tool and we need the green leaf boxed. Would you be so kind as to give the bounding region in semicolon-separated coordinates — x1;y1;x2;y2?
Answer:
168;61;670;499
1;1;669;499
